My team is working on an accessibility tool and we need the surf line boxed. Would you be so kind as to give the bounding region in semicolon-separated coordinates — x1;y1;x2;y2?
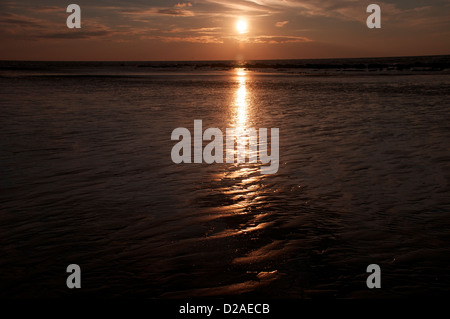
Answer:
171;120;279;174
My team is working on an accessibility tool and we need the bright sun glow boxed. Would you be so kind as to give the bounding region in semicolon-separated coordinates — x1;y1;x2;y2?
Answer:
236;19;248;34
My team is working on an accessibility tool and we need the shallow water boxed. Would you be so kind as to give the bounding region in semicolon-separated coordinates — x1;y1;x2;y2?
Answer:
1;61;450;298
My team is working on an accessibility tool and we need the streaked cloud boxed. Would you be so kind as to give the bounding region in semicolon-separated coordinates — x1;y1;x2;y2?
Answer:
275;21;289;27
39;30;113;39
175;2;193;8
144;35;223;44
246;35;312;44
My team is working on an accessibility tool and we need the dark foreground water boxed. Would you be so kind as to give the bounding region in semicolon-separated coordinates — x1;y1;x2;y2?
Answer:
1;57;450;298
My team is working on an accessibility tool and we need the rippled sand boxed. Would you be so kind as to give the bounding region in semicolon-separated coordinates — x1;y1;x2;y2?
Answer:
1;61;449;298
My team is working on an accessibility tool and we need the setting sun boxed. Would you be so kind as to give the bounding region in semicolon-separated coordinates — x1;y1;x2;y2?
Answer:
236;19;248;34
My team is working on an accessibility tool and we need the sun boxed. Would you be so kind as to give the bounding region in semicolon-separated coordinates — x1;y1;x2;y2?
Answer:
236;19;248;34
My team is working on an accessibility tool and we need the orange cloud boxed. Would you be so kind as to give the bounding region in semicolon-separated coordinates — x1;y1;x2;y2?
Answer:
245;35;313;44
142;35;223;44
275;21;289;27
175;3;193;8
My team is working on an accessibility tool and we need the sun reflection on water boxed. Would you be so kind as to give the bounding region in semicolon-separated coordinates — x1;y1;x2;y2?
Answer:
221;68;266;217
234;68;248;134
193;68;279;297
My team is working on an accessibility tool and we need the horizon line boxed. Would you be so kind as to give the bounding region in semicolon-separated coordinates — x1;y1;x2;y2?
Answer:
1;54;449;63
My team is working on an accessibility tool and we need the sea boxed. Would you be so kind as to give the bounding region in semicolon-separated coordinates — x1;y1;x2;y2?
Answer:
1;56;449;298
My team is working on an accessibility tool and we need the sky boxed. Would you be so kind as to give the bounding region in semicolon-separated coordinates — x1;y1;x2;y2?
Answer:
0;0;449;61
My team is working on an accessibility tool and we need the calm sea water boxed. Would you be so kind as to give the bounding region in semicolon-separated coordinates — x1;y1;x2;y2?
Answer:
1;58;450;298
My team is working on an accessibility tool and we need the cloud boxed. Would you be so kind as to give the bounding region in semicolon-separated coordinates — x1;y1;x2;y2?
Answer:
275;21;289;27
0;12;49;38
143;35;223;44
123;3;195;18
156;8;195;16
39;30;113;39
198;0;408;24
201;0;279;15
245;35;313;44
33;6;64;13
0;12;45;27
166;27;222;34
175;2;193;8
0;10;116;41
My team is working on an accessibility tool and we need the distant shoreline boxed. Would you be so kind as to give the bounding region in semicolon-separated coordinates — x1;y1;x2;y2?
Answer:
1;55;449;76
0;54;449;64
